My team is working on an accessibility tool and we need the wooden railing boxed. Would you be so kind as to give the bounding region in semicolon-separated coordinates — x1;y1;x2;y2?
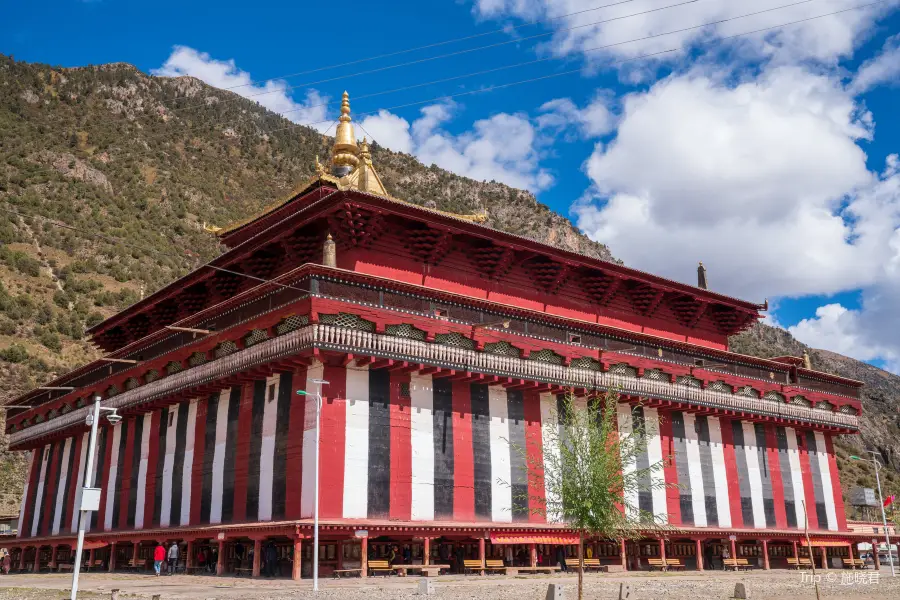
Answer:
11;324;858;446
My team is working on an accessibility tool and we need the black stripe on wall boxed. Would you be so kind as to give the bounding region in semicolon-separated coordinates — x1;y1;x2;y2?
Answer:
127;416;144;528
695;416;719;527
246;379;266;521
200;393;219;524
631;407;654;517
62;436;78;532
471;383;492;520
775;427;797;528
506;389;528;522
91;427;108;531
222;387;241;523
170;403;190;525
670;412;694;525
368;368;391;518
272;371;293;520
152;411;167;527
39;442;59;537
754;423;775;527
731;421;755;527
432;377;454;519
805;431;829;528
111;423;128;529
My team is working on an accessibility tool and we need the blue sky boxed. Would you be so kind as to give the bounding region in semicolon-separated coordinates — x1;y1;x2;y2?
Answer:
4;0;900;371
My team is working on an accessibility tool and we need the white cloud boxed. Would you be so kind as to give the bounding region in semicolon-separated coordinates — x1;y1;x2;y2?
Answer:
850;34;900;94
472;0;899;66
537;93;615;139
153;46;330;131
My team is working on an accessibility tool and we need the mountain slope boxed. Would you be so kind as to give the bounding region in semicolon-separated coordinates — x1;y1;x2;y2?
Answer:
0;55;614;513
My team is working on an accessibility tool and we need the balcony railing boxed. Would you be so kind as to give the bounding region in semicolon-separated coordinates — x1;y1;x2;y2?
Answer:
10;324;859;447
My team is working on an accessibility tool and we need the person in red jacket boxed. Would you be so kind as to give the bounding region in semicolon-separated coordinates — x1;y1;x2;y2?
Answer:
153;543;166;576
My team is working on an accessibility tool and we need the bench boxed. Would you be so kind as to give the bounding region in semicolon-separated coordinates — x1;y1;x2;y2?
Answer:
333;568;363;578
368;560;395;576
786;557;813;569
843;558;867;569
723;558;751;571
509;565;562;575
647;558;668;571
393;564;450;577
565;558;606;572
463;559;484;574
84;560;104;572
56;563;74;572
665;558;685;571
485;559;507;574
122;559;144;573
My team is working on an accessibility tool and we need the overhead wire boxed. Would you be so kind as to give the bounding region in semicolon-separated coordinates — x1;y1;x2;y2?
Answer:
171;0;702;113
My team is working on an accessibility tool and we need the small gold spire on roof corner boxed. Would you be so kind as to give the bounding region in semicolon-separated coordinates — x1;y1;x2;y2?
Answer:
202;221;223;235
315;155;325;176
802;350;812;370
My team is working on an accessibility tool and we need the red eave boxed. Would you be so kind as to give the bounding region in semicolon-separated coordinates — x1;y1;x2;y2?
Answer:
796;367;864;388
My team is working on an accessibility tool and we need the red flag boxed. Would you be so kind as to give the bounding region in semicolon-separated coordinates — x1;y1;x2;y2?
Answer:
884;495;895;508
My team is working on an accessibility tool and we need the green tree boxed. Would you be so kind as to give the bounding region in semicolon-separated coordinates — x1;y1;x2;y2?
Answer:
512;392;672;600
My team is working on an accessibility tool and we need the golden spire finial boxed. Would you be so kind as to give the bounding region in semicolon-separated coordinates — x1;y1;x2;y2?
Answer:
331;91;359;175
359;136;371;162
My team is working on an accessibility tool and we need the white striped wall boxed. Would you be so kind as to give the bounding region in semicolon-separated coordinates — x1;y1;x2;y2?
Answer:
785;427;807;529
814;431;838;531
30;444;50;537
104;423;123;531
410;373;434;522
258;376;279;522
708;417;732;528
683;413;708;527
300;361;324;519
741;422;766;529
616;404;639;521
180;399;198;526
16;451;35;538
540;393;561;523
489;385;512;523
51;437;72;535
71;431;88;533
134;413;152;529
160;404;179;527
343;363;370;519
643;407;668;525
209;389;231;525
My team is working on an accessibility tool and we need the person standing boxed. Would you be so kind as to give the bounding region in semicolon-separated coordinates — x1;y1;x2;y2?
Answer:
167;542;179;575
264;541;278;577
153;543;165;577
556;546;568;572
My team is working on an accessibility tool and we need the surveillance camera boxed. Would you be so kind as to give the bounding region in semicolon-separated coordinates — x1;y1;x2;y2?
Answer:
106;412;122;425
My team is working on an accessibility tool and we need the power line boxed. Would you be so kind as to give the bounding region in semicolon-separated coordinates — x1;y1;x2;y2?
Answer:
257;0;886;137
208;0;646;93
269;0;828;121
171;0;701;113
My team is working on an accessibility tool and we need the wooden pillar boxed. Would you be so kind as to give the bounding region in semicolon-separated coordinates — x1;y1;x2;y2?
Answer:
89;548;95;569
762;540;770;570
620;539;627;570
252;539;262;577
337;541;344;570
360;536;368;578
730;539;737;565
423;538;430;566
848;543;855;569
872;539;880;570
820;546;828;570
696;539;704;571
658;538;666;564
32;547;40;573
108;542;117;572
792;540;798;559
216;540;225;576
291;538;302;581
18;547;26;572
134;541;141;570
530;543;537;568
49;544;58;570
478;537;486;576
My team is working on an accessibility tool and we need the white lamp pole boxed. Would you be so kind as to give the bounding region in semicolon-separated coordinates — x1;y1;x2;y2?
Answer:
70;396;120;599
851;451;896;576
298;378;329;593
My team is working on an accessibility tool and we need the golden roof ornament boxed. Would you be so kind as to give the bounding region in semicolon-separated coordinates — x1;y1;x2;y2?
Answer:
315;155;325;176
330;91;359;176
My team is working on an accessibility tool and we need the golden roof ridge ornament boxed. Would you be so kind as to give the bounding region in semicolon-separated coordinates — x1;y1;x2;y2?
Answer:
330;91;359;176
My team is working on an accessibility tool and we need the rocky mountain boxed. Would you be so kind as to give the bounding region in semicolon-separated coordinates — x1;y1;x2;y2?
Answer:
0;54;897;524
0;55;615;514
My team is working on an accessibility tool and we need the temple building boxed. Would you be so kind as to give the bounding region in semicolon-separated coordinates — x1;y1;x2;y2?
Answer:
5;93;878;577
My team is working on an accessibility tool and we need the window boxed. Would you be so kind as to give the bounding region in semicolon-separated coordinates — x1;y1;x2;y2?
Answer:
568;333;582;344
433;308;448;319
268;384;276;402
168;411;175;427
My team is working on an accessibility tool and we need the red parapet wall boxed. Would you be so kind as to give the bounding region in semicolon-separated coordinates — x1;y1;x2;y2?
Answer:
16;363;849;540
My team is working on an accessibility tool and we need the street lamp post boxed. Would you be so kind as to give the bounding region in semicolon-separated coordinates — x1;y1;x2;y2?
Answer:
70;396;121;600
297;378;329;592
851;451;896;576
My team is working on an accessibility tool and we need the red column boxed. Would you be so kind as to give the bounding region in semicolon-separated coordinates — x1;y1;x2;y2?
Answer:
452;380;475;521
389;370;412;521
89;548;95;569
659;538;666;566
730;539;738;566
108;542;117;572
762;540;770;570
337;541;344;570
320;365;348;519
119;417;137;530
185;541;193;570
360;536;368;578
823;434;849;531
523;391;546;523
478;538;486;576
252;539;262;577
423;538;430;566
530;543;537;568
18;547;26;572
620;539;627;570
133;541;140;569
49;545;58;570
658;410;682;526
32;547;40;573
232;385;255;523
292;538;303;581
848;543;855;569
821;546;829;570
765;425;788;529
792;540;798;559
696;540;703;571
216;540;225;576
720;418;745;529
189;401;207;526
797;435;819;530
143;411;162;527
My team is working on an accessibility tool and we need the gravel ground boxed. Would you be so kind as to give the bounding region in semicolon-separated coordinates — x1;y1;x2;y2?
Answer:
0;570;897;600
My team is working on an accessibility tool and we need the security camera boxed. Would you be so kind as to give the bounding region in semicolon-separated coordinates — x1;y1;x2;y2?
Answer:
105;412;122;425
